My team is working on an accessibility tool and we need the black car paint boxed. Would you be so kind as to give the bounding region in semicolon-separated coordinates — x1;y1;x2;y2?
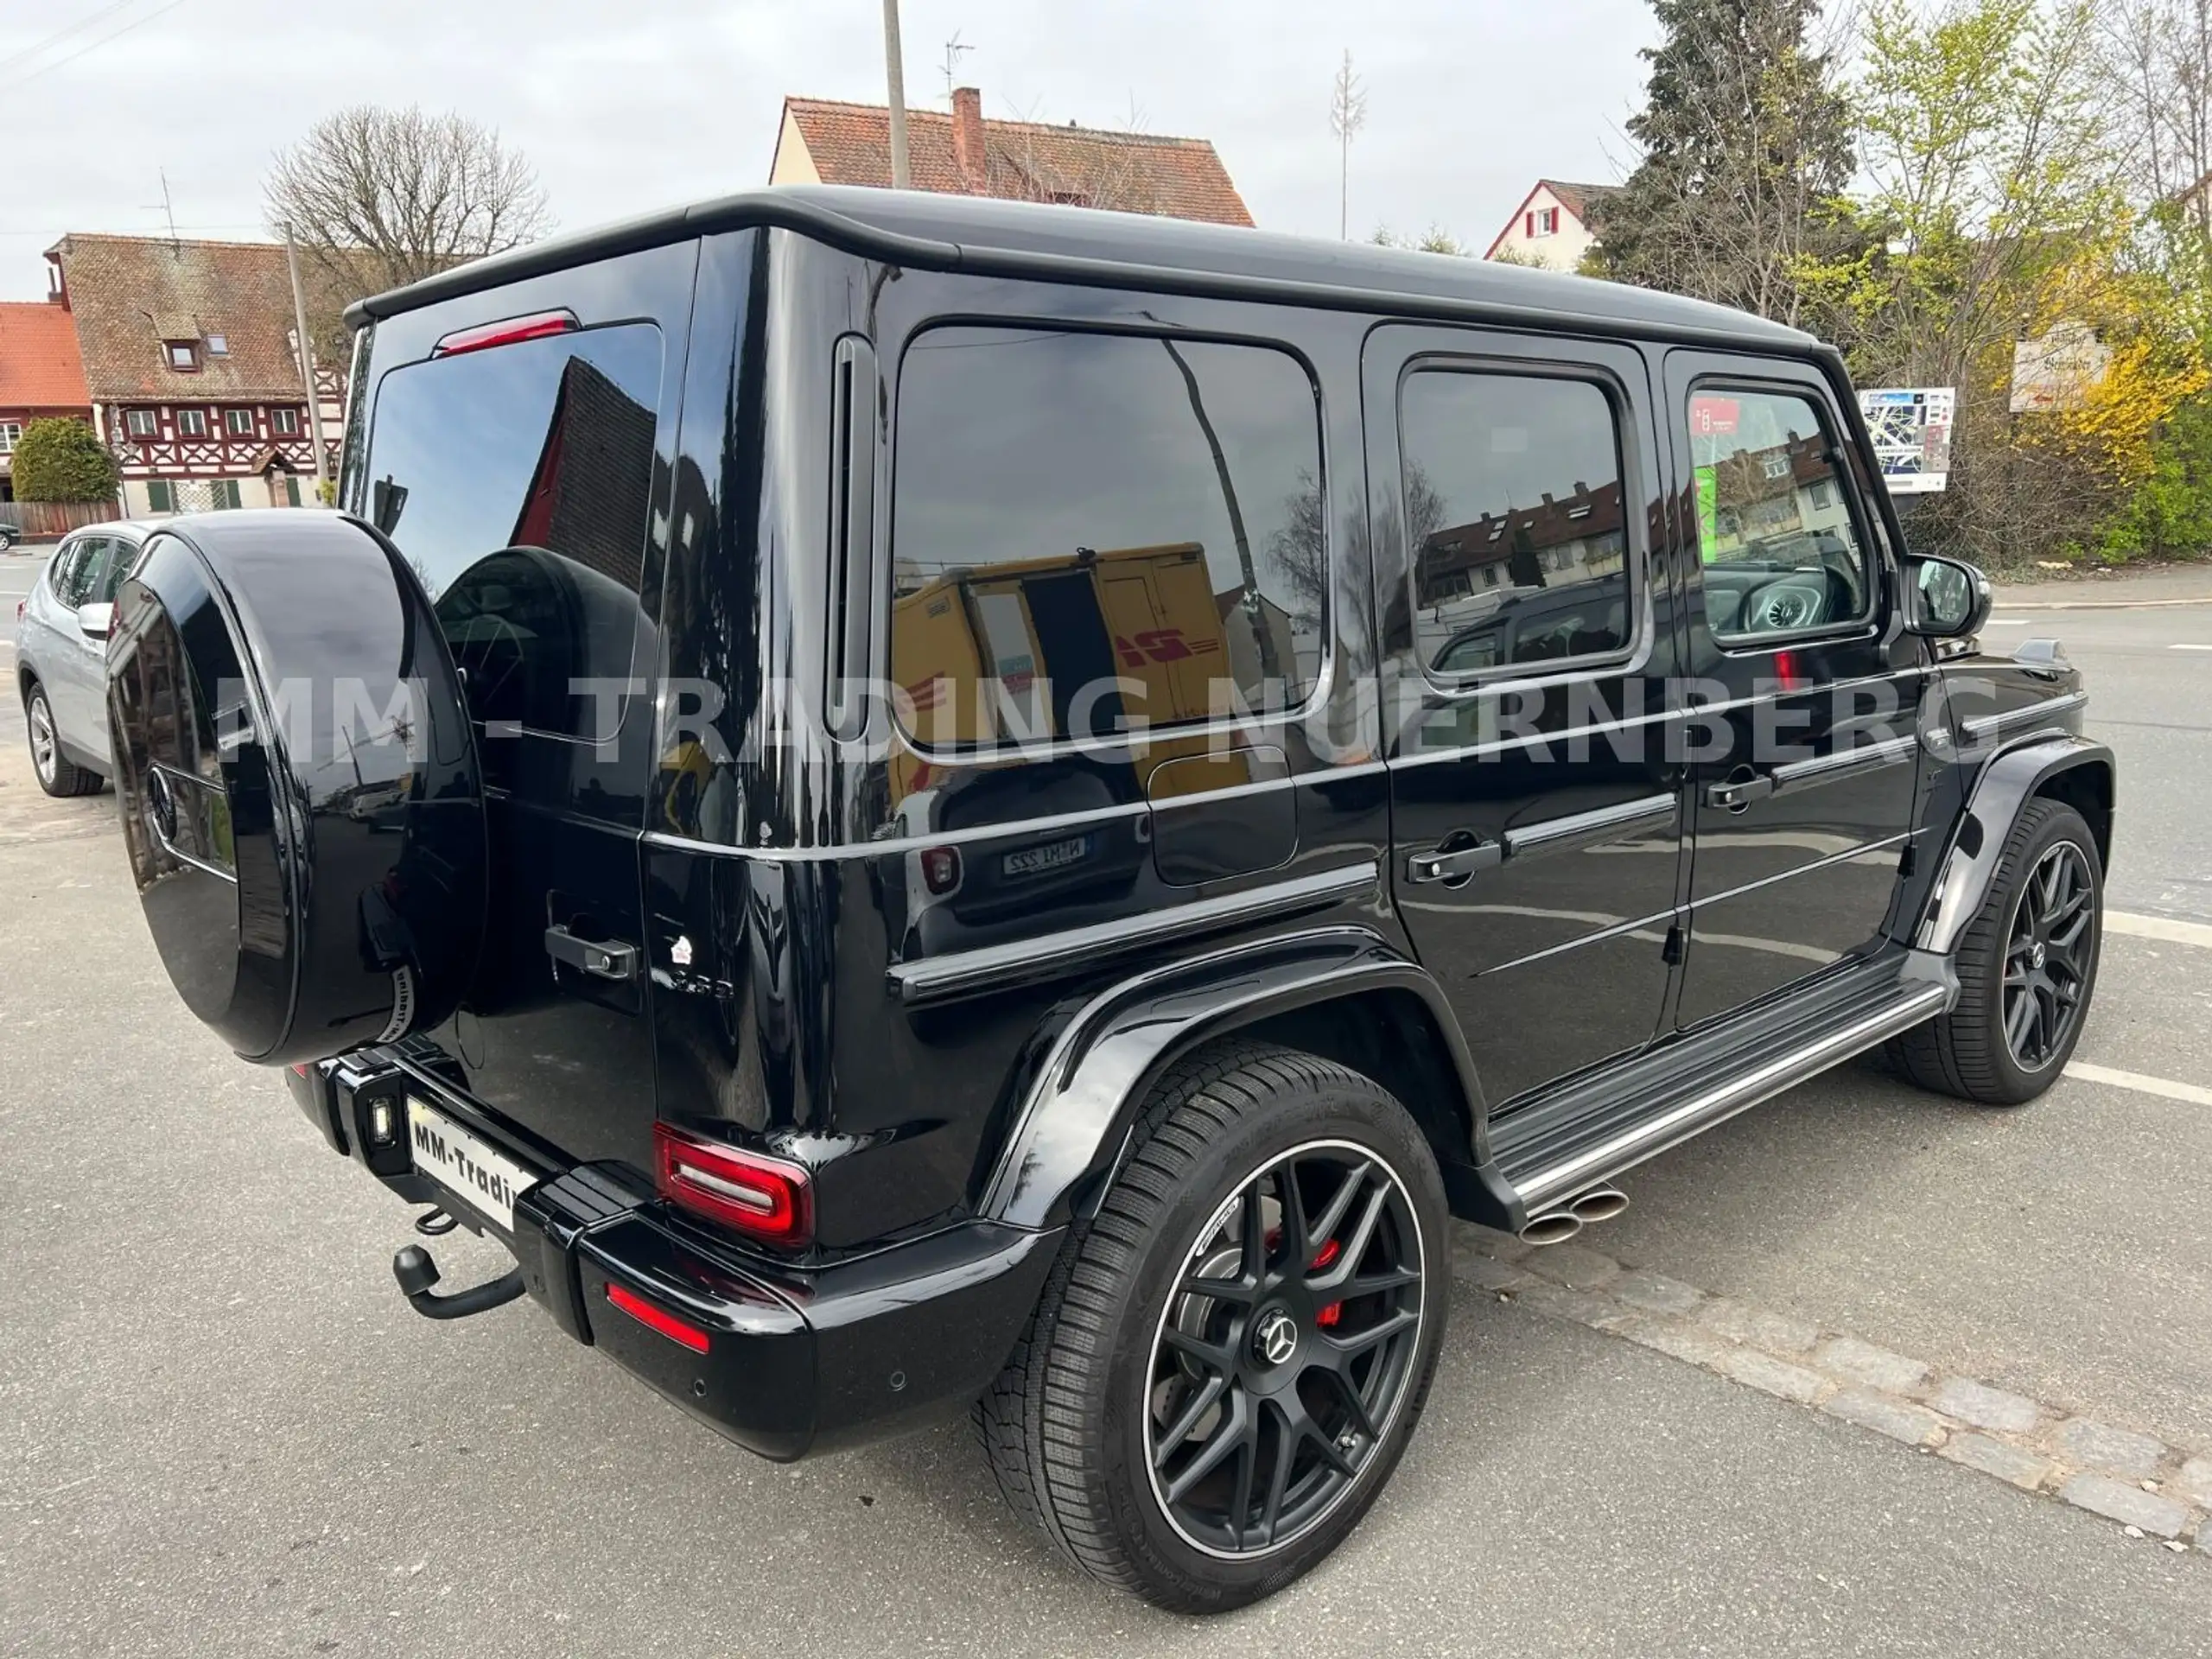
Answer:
246;187;2100;1459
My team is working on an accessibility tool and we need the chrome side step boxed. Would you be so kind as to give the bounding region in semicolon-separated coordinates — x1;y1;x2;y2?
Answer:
1507;976;1954;1214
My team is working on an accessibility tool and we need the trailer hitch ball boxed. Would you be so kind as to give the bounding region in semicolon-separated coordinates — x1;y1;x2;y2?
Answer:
391;1243;527;1321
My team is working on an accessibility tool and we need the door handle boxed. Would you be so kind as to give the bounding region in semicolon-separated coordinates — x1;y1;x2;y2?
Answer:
1407;838;1504;885
1704;774;1776;811
544;925;640;982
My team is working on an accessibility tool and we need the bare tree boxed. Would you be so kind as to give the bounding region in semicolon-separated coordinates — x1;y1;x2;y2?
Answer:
2106;0;2212;230
266;105;553;349
1330;51;1366;241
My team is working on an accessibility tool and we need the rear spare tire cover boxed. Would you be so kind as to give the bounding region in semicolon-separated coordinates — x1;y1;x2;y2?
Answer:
106;511;486;1066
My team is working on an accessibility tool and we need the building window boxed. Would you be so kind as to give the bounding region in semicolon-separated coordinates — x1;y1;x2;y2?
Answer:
0;422;19;454
166;341;200;372
225;408;254;435
176;408;208;437
206;334;228;356
272;406;301;435
146;480;175;513
125;409;158;438
211;480;242;510
1526;207;1560;238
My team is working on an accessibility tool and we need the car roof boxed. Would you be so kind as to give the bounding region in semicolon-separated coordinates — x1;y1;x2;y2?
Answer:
349;184;1822;358
59;518;155;543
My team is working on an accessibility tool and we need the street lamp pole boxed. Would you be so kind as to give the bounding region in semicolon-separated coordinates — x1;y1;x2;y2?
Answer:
882;0;912;188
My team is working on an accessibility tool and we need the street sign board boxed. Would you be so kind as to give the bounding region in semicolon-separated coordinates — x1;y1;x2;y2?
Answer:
1857;387;1954;494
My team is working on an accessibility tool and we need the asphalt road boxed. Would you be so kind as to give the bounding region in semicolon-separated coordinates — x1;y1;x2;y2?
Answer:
3;558;2210;1656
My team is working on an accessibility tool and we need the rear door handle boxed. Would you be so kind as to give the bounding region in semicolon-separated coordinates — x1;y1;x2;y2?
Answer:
1704;774;1776;811
1407;839;1504;885
544;925;640;982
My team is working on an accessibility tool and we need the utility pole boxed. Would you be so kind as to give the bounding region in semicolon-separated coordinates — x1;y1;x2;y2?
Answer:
283;225;331;500
882;0;912;188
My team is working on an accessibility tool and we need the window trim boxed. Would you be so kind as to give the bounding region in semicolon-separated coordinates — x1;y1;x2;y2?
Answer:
125;408;159;438
271;405;301;435
224;407;255;436
175;406;209;438
1397;353;1653;693
884;316;1334;764
1683;374;1883;652
166;340;200;372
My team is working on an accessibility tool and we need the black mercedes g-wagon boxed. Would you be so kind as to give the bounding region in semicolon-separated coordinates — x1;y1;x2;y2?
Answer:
104;185;2111;1611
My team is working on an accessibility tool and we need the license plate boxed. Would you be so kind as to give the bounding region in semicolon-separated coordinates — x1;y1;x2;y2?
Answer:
407;1098;539;1232
1003;833;1092;879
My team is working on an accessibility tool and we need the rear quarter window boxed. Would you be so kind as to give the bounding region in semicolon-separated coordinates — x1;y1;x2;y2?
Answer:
889;325;1325;753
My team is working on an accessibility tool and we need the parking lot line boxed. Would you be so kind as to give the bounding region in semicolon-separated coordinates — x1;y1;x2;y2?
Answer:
2063;1061;2212;1108
2171;643;2212;651
2105;909;2212;950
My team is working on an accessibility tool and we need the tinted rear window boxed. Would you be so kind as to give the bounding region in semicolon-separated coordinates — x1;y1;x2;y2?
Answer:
891;326;1323;749
364;322;663;740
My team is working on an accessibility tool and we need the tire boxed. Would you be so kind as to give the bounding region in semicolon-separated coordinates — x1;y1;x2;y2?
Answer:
1889;798;2101;1105
975;1039;1450;1611
23;682;103;798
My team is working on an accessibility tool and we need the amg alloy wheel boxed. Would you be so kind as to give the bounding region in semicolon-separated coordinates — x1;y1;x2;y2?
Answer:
2000;841;2093;1072
1889;797;2101;1105
976;1040;1449;1611
1144;1141;1425;1558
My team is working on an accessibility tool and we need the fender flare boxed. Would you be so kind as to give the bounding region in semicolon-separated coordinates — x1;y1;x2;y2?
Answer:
977;925;1519;1233
1916;734;2114;956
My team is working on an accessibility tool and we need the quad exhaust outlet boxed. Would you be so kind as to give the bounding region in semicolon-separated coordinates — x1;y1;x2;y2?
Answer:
1516;1185;1630;1246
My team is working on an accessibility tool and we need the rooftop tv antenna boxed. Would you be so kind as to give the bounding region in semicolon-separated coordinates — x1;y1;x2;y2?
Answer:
941;31;972;102
143;168;181;249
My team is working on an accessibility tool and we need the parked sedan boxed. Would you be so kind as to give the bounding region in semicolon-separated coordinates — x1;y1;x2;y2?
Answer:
13;519;149;796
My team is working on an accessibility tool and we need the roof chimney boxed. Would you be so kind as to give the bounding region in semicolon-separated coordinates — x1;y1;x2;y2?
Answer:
950;86;986;193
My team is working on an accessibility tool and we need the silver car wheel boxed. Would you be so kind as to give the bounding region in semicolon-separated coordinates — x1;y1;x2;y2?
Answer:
27;692;58;786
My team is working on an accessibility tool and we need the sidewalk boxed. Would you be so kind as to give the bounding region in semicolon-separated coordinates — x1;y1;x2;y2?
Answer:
1993;563;2212;609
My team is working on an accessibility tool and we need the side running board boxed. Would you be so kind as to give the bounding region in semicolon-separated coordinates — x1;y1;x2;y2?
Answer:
1494;952;1955;1217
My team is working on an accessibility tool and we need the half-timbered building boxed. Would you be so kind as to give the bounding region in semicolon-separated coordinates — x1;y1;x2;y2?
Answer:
43;234;344;517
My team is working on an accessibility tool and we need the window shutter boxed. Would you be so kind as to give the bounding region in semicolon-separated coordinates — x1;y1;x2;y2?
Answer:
1524;212;1535;238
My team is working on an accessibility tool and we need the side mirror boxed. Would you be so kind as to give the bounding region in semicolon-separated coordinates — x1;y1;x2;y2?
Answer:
77;601;115;642
1905;556;1991;639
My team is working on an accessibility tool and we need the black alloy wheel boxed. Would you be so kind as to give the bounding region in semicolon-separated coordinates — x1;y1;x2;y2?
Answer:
1144;1141;1425;1558
2001;839;2094;1071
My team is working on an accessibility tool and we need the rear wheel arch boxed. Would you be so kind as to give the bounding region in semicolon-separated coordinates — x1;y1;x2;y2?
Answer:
982;935;1516;1236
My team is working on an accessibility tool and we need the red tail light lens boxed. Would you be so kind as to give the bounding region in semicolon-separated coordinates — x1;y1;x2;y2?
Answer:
430;309;580;359
604;1282;711;1353
653;1122;812;1246
919;844;963;895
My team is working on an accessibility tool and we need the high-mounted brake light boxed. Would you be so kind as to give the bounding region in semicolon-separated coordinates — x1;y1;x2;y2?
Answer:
429;309;580;359
653;1122;813;1246
605;1282;711;1353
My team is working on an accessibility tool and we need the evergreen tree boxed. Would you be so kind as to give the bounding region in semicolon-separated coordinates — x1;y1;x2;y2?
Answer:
10;418;119;505
1592;0;1859;326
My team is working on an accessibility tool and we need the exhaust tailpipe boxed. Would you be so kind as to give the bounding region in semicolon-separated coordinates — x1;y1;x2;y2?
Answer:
1567;1185;1629;1224
1517;1185;1629;1246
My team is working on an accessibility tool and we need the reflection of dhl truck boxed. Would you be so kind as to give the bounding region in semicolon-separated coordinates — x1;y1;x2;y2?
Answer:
891;543;1254;809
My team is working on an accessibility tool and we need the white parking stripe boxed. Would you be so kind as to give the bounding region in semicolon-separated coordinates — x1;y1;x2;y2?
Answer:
2063;1061;2212;1108
2171;643;2212;652
2104;909;2212;949
1985;617;2028;626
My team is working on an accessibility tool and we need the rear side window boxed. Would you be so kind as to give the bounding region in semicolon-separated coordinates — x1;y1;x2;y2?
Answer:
50;538;105;607
364;321;663;740
891;327;1322;750
1403;372;1631;678
1688;385;1872;643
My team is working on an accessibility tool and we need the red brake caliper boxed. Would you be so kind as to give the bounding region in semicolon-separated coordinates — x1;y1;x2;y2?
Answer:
1313;1237;1344;1326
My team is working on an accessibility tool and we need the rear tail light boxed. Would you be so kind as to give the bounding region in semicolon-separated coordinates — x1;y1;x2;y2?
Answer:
653;1122;812;1246
919;844;963;895
430;309;580;358
605;1282;711;1353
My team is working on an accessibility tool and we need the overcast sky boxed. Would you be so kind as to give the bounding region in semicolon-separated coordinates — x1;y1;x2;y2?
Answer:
0;0;1658;303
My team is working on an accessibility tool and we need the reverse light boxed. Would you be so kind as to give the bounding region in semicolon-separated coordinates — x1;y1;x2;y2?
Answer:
429;309;580;359
919;844;963;896
654;1122;813;1247
367;1098;397;1147
605;1282;711;1354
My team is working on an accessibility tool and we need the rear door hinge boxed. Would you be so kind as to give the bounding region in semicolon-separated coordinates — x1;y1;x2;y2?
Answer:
1898;842;1917;879
1662;924;1686;966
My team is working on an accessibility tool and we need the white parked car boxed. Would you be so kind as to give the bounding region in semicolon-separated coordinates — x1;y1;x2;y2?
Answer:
13;519;151;796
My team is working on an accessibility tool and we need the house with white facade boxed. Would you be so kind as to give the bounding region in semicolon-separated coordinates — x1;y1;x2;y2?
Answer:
1484;181;1617;272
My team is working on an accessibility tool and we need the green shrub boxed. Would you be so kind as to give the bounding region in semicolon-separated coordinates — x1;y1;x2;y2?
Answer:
2088;395;2212;563
10;418;120;504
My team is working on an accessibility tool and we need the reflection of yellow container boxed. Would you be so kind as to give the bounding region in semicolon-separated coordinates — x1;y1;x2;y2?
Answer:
890;543;1251;808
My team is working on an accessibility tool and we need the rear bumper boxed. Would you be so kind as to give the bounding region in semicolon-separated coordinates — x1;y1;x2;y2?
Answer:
287;1057;1061;1461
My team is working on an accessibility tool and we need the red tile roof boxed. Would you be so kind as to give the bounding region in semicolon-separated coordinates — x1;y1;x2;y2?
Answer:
779;94;1255;227
47;234;311;404
0;301;90;411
